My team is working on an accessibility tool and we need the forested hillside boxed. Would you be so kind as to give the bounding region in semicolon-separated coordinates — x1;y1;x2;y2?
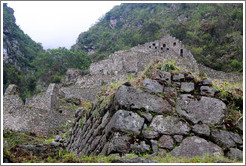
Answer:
3;3;43;99
3;4;91;100
72;3;243;73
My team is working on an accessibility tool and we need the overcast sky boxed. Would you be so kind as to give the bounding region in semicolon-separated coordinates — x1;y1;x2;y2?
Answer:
6;1;122;49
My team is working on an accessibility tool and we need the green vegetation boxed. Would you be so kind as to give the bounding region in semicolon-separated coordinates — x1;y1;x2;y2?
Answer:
3;4;92;101
3;4;43;100
72;3;243;73
3;130;46;148
31;47;92;86
3;3;243;102
4;148;241;163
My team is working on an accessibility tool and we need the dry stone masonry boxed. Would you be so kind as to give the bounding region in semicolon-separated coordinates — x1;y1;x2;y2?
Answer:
66;70;243;160
3;35;243;161
3;84;74;135
60;35;199;102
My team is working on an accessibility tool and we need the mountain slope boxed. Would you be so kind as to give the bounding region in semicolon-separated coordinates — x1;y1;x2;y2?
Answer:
71;3;243;73
3;3;43;98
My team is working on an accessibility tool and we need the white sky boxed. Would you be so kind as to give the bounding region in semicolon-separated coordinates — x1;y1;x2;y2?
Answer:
5;1;122;49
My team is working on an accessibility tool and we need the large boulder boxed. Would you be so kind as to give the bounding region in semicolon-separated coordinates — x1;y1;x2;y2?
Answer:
192;124;210;137
181;82;194;93
158;135;174;149
143;79;163;93
152;71;171;85
150;115;191;135
107;132;132;154
211;129;243;148
170;136;223;158
176;94;226;124
226;148;243;161
130;140;150;153
105;110;144;135
114;85;172;114
200;86;215;97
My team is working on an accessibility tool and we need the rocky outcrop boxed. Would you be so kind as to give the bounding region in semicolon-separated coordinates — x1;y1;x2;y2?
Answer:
66;70;243;160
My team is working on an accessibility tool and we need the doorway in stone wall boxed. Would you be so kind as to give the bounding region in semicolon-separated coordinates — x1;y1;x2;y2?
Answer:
180;49;183;57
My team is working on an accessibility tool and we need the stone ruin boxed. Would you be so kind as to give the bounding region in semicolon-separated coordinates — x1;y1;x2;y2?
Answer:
66;70;243;161
61;35;242;103
3;84;73;135
3;35;243;161
61;35;199;102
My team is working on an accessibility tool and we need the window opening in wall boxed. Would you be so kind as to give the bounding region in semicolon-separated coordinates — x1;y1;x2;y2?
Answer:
173;42;176;46
149;46;151;48
152;43;155;46
163;44;166;47
155;47;157;49
161;47;163;50
167;48;169;50
180;49;183;57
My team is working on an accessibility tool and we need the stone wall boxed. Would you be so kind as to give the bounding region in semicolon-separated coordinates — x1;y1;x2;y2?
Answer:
62;35;199;102
3;84;75;135
198;64;243;83
66;71;243;160
25;83;59;111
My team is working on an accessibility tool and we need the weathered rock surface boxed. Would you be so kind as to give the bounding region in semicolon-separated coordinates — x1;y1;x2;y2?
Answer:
152;71;171;85
173;135;183;143
163;87;177;98
150;140;158;155
173;73;184;81
106;110;144;135
211;129;242;148
158;135;174;149
176;94;226;124
192;124;210;137
236;118;243;132
170;136;223;158
200;86;215;96
143;78;163;93
114;85;172;114
130;140;150;153
142;129;160;139
26;83;60;111
139;112;152;122
150;115;191;135
181;82;194;92
226;148;243;161
202;78;213;86
3;84;75;135
107;132;132;154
